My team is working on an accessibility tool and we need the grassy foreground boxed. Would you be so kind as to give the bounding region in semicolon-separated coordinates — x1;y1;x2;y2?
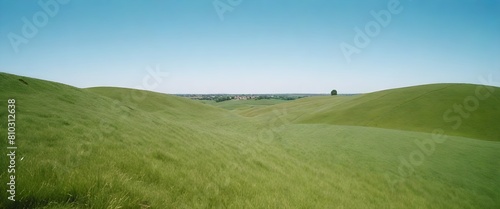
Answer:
0;72;499;208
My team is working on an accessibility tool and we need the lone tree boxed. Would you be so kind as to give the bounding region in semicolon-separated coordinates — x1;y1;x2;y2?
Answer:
331;89;337;96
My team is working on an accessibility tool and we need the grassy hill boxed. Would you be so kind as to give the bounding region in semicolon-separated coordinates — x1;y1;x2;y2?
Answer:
239;84;500;141
202;99;289;110
0;72;499;208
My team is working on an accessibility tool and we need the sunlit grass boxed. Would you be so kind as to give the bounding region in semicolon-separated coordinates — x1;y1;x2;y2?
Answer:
0;72;498;208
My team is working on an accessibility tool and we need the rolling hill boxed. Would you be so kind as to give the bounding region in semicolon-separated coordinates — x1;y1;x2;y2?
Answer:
238;83;500;141
0;72;498;208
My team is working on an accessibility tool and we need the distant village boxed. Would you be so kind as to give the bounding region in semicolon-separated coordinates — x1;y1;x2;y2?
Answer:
176;94;328;102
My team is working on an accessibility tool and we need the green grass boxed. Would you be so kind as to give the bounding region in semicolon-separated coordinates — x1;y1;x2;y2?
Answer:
201;99;290;111
0;72;499;208
241;84;500;141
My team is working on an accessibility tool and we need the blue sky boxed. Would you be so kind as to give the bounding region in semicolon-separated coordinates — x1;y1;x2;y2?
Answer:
1;0;499;94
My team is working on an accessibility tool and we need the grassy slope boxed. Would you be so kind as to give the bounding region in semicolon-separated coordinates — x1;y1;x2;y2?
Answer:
241;84;500;141
202;99;289;111
0;73;259;208
0;73;499;208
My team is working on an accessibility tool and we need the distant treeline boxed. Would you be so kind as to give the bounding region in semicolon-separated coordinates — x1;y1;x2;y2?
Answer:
176;94;331;102
176;94;359;102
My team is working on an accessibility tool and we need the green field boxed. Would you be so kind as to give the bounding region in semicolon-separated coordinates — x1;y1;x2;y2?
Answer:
0;72;499;208
202;99;290;110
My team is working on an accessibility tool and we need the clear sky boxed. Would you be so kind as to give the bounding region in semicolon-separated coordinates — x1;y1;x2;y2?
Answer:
1;0;499;94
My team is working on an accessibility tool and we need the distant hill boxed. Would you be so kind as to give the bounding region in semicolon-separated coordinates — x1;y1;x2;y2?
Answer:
0;72;498;208
240;84;500;141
